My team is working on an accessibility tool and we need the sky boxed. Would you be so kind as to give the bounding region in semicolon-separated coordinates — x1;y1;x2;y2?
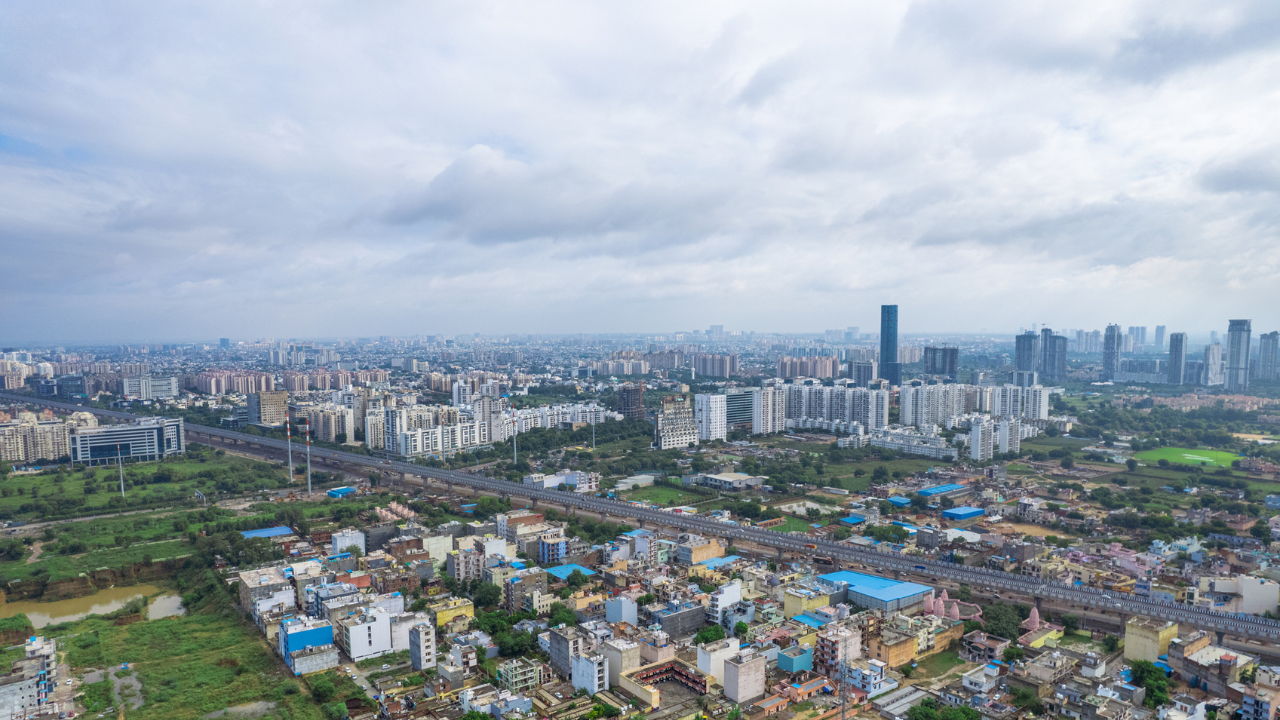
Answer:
2;1;1280;344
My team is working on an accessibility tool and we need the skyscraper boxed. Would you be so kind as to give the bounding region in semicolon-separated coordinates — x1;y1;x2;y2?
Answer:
693;394;727;442
1015;331;1039;373
1154;326;1166;350
1204;343;1225;386
1039;329;1067;383
923;347;959;381
1102;325;1122;381
617;383;644;420
1258;332;1280;382
219;337;230;349
880;305;900;386
1226;319;1252;392
1167;332;1187;385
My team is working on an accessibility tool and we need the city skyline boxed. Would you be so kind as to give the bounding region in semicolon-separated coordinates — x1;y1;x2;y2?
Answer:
3;3;1280;342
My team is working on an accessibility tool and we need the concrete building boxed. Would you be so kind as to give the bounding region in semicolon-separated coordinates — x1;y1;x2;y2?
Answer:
331;528;366;555
707;580;742;626
336;607;393;662
68;416;184;466
278;617;339;675
815;625;861;678
697;638;739;685
1227;319;1253;392
605;596;638;626
601;638;641;688
496;657;544;694
655;394;698;450
1194;575;1280;615
778;644;813;674
969;417;994;461
409;622;437;671
549;625;584;678
694;393;727;442
122;375;179;400
0;636;58;720
447;549;485;583
248;390;289;427
1125;616;1179;663
571;653;609;694
724;651;767;704
1169;630;1256;697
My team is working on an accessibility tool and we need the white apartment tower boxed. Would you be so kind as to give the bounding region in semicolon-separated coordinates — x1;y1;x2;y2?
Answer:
694;394;728;442
970;418;994;461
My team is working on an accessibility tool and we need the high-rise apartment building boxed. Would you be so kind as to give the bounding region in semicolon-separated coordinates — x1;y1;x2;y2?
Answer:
752;386;786;435
654;395;698;450
851;360;878;388
1155;326;1166;350
1203;344;1225;386
1226;319;1252;392
1015;331;1039;373
694;394;727;442
1167;333;1188;385
1039;329;1068;383
880;305;900;386
617;383;644;420
220;338;230;349
969;418;994;461
923;347;959;381
247;390;289;427
1102;325;1123;381
724;388;755;430
1258;332;1280;382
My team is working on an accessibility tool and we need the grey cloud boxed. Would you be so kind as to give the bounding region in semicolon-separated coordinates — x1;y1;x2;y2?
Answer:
1198;151;1280;194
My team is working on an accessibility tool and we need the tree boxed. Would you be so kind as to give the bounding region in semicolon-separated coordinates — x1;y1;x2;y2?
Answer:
310;677;336;703
473;582;501;608
1060;457;1075;469
1103;635;1121;653
1129;660;1169;708
983;603;1027;642
1003;646;1024;662
1251;521;1272;541
1061;614;1080;633
734;621;750;638
636;594;655;606
1126;458;1139;472
955;584;973;602
548;602;577;627
905;705;934;720
462;712;491;720
695;624;726;645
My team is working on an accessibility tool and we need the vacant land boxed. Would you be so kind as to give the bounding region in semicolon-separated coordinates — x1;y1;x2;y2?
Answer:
914;649;965;678
54;569;328;720
0;449;291;522
1135;447;1239;468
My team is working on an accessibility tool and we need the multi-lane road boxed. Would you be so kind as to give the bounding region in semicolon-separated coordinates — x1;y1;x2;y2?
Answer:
8;392;1280;643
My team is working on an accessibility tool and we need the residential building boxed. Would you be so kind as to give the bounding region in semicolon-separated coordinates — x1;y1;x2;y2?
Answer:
923;347;959;381
1125;616;1178;662
409;622;437;671
1193;576;1280;615
724;651;767;704
427;597;474;629
618;383;644;420
247;390;289;427
814;625;861;678
959;630;1009;663
0;637;58;720
1168;630;1256;697
654;394;698;450
676;535;723;565
496;657;544;694
549;625;585;677
1016;331;1040;373
970;417;994;461
851;360;878;388
1227;319;1253;392
848;659;897;698
778;644;813;674
601;638;641;688
697;638;738;685
1260;331;1280;382
694;394;727;442
706;580;742;626
447;549;485;583
121;375;179;400
336;607;393;663
331;528;366;555
278;617;339;675
1103;324;1122;380
725;388;756;430
571;653;609;694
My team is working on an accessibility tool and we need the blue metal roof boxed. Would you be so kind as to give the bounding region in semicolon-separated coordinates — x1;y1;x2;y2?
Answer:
546;563;598;580
790;614;826;629
818;570;932;602
699;555;742;569
942;507;985;520
840;515;866;525
241;526;293;539
888;497;911;506
918;483;965;497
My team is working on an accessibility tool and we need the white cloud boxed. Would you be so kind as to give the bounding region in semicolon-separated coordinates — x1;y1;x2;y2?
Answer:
0;0;1278;342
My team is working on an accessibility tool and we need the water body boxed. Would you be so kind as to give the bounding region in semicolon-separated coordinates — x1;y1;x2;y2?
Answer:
0;585;184;627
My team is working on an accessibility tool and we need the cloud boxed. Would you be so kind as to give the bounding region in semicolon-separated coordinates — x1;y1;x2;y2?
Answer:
0;0;1278;343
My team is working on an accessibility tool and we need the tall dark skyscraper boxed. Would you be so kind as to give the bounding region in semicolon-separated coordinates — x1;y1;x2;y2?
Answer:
880;305;900;386
1226;319;1252;392
1015;331;1039;372
1039;329;1067;383
1259;331;1280;382
1102;324;1122;381
219;337;230;349
1167;332;1187;385
1154;325;1166;350
923;347;959;381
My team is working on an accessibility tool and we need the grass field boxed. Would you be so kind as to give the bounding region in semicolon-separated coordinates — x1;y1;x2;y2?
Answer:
619;485;708;506
914;649;965;678
771;517;824;533
0;450;291;522
1135;447;1240;467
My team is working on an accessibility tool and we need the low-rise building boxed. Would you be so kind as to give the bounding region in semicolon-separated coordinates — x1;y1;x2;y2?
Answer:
1125;616;1179;663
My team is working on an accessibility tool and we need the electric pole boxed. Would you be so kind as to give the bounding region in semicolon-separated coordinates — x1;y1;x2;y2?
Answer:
286;415;294;483
117;443;125;499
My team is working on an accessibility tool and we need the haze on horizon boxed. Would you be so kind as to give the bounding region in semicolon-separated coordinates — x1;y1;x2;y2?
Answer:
2;1;1279;345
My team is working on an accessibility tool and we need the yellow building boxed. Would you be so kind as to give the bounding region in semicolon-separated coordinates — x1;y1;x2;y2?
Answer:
783;586;830;619
1125;616;1178;662
429;597;475;628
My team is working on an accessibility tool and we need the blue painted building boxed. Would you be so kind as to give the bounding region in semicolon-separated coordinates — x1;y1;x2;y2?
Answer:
778;644;813;674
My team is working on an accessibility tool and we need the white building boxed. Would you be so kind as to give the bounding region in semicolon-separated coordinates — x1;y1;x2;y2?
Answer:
969;418;994;461
655;395;698;450
707;580;742;626
868;426;958;460
336;607;393;662
571;653;609;694
694;394;728;442
752;386;786;434
122;376;179;400
997;418;1021;454
697;638;739;685
331;528;366;555
410;623;437;671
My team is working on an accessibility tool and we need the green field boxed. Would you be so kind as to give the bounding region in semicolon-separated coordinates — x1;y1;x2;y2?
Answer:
770;516;824;533
619;485;708;506
1135;447;1239;468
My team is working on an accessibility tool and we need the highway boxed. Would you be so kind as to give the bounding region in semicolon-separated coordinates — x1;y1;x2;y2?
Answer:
8;391;1280;643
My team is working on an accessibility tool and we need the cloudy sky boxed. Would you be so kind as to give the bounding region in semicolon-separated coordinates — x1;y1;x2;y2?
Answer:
2;1;1279;344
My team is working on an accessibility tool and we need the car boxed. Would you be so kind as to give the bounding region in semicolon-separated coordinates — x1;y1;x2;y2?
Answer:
66;680;72;685
381;664;390;670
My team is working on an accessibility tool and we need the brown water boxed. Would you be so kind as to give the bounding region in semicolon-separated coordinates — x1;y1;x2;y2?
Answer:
0;585;184;627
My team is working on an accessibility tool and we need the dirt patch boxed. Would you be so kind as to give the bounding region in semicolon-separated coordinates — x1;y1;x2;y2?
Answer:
204;701;278;719
995;522;1060;538
112;666;143;710
26;541;42;564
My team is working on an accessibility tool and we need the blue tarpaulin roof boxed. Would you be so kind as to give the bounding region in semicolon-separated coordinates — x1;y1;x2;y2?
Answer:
241;526;293;539
699;555;742;569
546;563;598;580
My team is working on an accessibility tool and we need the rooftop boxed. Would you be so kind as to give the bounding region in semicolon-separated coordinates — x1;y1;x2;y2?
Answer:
818;570;932;602
545;563;598;580
241;526;294;539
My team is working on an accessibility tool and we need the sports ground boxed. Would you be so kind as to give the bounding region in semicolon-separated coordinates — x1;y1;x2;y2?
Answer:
1134;446;1239;468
